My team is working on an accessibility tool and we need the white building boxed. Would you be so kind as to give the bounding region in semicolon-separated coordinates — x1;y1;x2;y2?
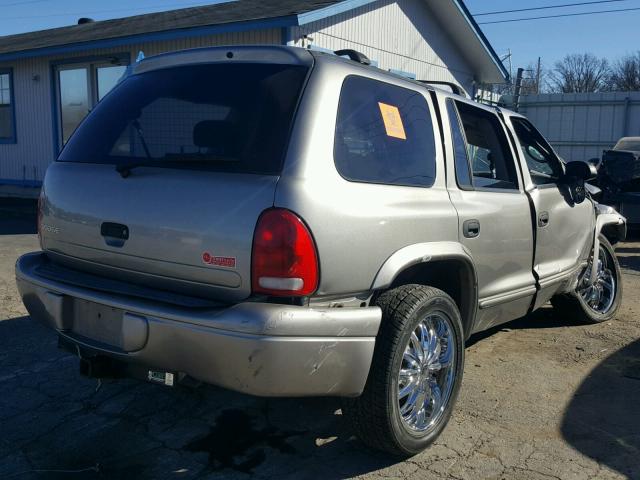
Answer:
0;0;508;194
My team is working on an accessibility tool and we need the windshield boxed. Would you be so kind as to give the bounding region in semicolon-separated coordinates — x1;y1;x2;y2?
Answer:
58;63;309;175
614;139;640;152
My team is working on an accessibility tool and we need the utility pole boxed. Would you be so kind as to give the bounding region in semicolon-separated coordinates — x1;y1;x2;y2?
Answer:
536;57;542;94
500;49;513;91
513;67;524;112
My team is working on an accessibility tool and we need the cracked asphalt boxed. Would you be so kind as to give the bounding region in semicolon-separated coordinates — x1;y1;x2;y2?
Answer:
0;199;638;479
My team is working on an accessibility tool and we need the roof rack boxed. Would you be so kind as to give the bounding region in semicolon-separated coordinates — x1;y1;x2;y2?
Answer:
334;49;371;66
325;50;468;98
417;80;468;98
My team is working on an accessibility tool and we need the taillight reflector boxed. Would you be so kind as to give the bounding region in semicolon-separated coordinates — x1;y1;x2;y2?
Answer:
251;209;319;296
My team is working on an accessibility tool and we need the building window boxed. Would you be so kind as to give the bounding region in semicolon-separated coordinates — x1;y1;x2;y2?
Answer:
0;69;15;143
54;55;129;148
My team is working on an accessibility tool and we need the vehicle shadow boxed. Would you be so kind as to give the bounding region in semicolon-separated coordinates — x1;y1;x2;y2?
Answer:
466;306;581;348
0;316;397;480
561;339;640;479
0;198;37;235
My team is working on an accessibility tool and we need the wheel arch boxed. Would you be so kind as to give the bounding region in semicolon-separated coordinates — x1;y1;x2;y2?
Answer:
371;242;478;339
595;207;627;245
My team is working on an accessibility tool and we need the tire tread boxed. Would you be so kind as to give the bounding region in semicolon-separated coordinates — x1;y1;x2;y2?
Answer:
343;284;460;456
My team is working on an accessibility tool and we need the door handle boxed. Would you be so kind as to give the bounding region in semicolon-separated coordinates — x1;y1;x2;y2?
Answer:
463;219;480;238
538;211;550;227
101;222;129;248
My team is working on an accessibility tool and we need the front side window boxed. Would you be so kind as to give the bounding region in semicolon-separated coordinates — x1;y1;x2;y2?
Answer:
58;63;309;175
0;70;15;142
455;101;519;190
511;117;563;186
334;76;437;187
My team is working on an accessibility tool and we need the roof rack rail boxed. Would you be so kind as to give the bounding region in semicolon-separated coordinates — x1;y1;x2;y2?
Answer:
334;49;371;66
417;80;468;98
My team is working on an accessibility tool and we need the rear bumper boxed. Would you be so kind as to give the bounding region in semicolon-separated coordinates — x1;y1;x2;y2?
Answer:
16;252;381;397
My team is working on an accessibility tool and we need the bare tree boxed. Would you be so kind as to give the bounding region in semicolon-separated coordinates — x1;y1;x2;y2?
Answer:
521;61;547;95
608;52;640;91
548;53;610;93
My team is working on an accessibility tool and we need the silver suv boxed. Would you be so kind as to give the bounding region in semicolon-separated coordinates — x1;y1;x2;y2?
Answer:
16;46;626;456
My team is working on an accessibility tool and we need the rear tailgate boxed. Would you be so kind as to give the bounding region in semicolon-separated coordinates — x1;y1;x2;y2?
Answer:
41;163;277;302
39;47;312;303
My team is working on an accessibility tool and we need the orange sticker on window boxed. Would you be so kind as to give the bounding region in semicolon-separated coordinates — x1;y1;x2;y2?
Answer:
378;102;407;140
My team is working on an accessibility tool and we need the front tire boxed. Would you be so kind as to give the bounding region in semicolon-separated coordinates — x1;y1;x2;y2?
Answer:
552;234;622;324
342;285;465;457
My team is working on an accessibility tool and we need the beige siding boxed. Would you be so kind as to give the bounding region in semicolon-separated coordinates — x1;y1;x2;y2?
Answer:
290;0;476;92
0;28;281;184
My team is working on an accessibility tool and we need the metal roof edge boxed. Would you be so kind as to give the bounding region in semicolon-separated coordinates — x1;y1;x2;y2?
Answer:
0;15;299;63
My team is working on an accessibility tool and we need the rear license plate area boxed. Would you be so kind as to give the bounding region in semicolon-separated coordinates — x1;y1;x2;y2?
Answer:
72;299;124;348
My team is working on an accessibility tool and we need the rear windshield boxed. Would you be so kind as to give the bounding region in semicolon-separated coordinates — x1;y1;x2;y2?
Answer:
58;63;309;175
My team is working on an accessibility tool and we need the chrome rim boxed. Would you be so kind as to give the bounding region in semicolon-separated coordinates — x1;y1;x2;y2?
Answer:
396;313;456;433
577;245;616;314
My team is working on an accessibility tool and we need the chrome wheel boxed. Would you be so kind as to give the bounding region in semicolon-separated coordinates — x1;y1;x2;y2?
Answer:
396;313;456;433
578;245;616;314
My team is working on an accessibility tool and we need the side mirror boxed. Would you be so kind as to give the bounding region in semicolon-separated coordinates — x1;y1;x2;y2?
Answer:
564;160;597;182
563;161;597;205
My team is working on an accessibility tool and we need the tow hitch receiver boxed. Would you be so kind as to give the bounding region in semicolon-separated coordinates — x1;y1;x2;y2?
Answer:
78;356;122;379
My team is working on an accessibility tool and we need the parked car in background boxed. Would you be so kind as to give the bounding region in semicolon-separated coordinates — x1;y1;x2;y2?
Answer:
16;46;626;457
597;136;640;226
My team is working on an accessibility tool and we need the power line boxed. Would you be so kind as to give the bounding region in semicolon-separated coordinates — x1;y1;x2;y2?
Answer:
473;0;629;16
0;0;50;7
478;6;640;25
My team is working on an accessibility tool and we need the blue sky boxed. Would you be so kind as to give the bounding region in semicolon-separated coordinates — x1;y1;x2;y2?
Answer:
464;0;640;74
1;0;639;73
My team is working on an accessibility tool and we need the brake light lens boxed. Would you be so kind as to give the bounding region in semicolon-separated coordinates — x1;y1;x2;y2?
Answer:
251;209;319;296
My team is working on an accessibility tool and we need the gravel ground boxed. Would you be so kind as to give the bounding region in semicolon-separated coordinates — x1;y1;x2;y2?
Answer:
0;202;638;480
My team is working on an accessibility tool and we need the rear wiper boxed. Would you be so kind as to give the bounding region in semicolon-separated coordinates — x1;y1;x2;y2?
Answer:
116;159;165;178
116;120;152;178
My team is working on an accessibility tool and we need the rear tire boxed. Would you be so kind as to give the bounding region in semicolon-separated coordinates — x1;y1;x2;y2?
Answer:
552;234;622;324
342;285;464;457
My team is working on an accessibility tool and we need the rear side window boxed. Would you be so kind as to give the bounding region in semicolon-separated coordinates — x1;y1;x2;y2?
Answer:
455;101;519;190
58;63;309;175
334;76;436;187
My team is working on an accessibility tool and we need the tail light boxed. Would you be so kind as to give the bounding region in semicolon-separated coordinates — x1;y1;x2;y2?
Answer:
251;208;319;297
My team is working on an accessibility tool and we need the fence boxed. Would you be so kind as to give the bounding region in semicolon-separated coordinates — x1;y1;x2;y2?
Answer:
518;91;640;162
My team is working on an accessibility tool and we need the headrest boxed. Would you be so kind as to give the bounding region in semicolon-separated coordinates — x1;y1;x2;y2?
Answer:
193;120;236;149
